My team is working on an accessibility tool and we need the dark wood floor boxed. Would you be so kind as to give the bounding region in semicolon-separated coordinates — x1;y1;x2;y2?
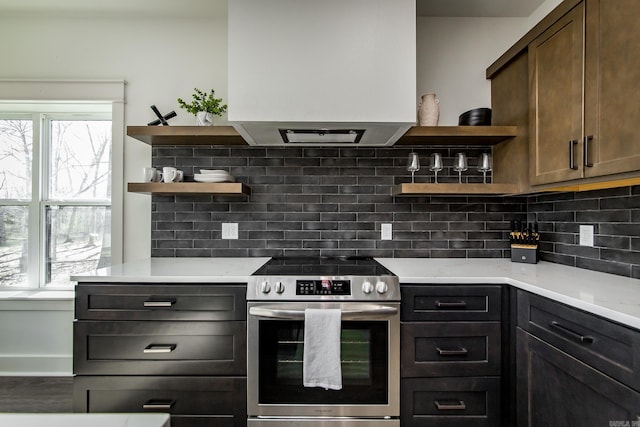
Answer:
0;377;73;413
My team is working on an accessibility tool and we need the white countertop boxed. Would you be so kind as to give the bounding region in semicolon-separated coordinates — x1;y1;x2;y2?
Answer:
376;258;640;330
0;413;170;427
70;256;640;330
70;257;271;283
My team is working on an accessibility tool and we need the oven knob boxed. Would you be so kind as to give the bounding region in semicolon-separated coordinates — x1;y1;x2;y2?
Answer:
362;281;374;294
375;281;388;294
274;281;285;294
260;281;271;294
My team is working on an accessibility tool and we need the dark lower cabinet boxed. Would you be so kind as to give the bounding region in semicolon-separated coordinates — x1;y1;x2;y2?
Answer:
73;282;248;427
516;328;640;426
516;290;640;427
402;377;501;427
73;376;246;427
400;285;504;427
74;320;246;375
401;322;502;378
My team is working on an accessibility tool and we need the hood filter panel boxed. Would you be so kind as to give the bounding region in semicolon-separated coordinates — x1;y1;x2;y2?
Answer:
279;129;365;144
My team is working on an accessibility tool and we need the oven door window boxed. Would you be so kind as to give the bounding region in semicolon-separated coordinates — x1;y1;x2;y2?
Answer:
258;320;388;404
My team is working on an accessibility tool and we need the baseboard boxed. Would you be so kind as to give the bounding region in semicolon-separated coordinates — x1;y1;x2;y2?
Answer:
0;355;72;376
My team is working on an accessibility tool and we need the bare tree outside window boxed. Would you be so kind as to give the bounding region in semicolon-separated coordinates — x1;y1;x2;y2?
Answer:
50;120;111;200
0;119;32;199
0;114;112;288
0;119;32;287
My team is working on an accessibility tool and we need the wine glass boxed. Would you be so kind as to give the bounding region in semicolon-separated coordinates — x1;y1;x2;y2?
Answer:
453;152;468;183
429;153;443;183
406;152;420;183
478;152;493;183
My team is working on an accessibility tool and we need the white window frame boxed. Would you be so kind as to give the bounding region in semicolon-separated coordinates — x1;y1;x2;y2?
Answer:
0;80;125;289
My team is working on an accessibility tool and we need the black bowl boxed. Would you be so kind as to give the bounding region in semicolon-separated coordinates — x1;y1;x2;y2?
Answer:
458;108;492;126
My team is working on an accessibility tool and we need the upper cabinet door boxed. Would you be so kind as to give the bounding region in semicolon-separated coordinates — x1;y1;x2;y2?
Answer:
583;0;640;177
529;3;585;185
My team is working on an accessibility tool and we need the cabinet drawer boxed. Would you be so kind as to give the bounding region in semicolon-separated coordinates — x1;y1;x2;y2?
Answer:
517;290;640;390
73;376;246;427
401;377;500;427
401;322;501;377
74;321;246;375
75;284;246;321
401;285;501;322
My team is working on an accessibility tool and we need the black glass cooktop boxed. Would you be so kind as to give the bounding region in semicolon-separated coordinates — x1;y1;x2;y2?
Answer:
252;256;394;277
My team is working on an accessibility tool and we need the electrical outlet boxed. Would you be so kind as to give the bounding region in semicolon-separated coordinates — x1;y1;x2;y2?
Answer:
222;223;238;239
381;223;392;240
579;225;594;247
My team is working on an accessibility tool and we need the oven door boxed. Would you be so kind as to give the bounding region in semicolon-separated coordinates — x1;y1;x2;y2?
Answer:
247;302;400;418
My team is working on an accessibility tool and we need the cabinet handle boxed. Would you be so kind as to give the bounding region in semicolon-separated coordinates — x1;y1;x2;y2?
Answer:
436;347;468;356
435;300;467;309
143;344;177;353
583;135;594;167
569;139;579;170
143;299;177;308
142;399;175;410
434;400;466;411
550;321;594;344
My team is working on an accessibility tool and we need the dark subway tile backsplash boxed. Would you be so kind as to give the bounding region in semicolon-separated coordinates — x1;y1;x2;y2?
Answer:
151;146;639;278
527;186;640;278
152;146;525;259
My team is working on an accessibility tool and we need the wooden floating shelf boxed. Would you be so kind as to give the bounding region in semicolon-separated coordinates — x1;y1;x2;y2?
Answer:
127;126;246;145
393;183;518;196
127;182;251;196
395;126;518;145
126;125;518;147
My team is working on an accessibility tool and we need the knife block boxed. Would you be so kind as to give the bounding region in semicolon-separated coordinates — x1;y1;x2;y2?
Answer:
511;244;538;264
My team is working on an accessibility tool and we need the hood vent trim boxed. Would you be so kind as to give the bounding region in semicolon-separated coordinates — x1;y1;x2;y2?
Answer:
279;128;365;144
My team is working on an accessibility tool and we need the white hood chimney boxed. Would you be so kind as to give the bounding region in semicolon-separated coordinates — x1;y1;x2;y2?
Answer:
228;0;416;146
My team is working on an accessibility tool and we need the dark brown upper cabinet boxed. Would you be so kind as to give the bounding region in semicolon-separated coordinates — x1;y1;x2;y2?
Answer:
529;0;640;186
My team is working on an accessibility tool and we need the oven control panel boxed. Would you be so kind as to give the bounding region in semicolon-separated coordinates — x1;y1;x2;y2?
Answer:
296;279;350;296
247;276;400;301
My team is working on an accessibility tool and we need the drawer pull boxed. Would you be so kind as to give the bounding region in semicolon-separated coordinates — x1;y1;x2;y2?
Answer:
144;344;177;353
434;400;466;411
436;347;468;357
435;300;467;309
550;321;594;344
142;399;175;410
143;299;177;308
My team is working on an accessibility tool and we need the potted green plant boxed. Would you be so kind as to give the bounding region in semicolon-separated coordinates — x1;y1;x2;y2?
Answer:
177;88;228;126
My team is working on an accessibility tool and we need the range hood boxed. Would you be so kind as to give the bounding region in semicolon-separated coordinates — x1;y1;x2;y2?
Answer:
228;0;416;146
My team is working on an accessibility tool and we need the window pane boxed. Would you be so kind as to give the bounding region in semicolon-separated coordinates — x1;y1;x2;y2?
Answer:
49;120;111;200
0;206;29;287
46;205;111;287
0;119;33;200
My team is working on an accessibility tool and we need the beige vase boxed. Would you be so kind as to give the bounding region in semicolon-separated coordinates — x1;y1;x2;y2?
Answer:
417;93;440;126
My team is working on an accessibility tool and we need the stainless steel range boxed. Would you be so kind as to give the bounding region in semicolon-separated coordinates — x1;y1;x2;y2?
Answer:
247;257;400;427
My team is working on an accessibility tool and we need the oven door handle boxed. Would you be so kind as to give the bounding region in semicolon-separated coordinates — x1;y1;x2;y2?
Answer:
248;305;398;320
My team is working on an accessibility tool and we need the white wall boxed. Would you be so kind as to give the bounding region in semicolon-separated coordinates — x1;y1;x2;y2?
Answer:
0;7;228;375
0;299;73;375
0;6;228;264
415;0;564;126
416;17;527;125
527;0;564;29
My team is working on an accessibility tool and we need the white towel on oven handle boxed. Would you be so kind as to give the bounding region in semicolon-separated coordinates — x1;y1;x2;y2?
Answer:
303;308;342;390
